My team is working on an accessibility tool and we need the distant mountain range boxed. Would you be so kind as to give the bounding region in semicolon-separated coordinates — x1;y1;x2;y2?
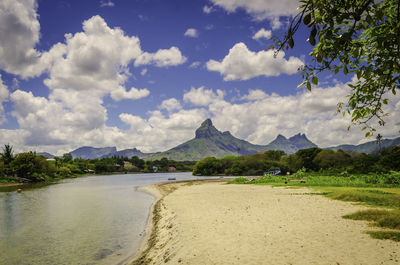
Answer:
69;146;152;159
39;119;400;161
148;119;317;160
327;137;400;154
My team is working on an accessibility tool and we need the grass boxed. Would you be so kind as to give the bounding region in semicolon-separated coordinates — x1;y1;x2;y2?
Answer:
366;231;400;242
343;209;400;230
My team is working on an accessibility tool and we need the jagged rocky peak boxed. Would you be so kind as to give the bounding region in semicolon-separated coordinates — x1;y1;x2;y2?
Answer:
222;131;232;137
195;119;221;139
289;133;306;140
275;134;287;140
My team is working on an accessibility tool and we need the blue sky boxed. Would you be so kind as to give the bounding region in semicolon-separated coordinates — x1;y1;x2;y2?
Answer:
0;0;399;155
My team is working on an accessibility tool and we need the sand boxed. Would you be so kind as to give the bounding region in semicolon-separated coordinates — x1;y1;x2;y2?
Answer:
130;181;400;265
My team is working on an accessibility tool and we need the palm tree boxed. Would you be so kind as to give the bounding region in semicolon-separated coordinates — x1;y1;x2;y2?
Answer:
376;134;383;153
1;144;14;165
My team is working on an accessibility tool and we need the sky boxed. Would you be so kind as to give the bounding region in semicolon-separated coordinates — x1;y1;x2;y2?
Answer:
0;0;399;155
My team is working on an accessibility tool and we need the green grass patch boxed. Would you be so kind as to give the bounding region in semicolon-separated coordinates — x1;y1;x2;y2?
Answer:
366;231;400;242
227;177;249;184
327;189;400;208
343;209;400;230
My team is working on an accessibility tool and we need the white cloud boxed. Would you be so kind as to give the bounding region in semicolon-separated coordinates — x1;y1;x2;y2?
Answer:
271;17;283;30
140;68;148;76
189;61;201;68
203;5;214;14
184;28;199;38
119;108;208;152
159;98;182;112
110;87;150;101
209;0;299;21
135;46;187;67
252;28;271;40
206;42;303;81
2;15;186;154
0;75;9;125
0;0;41;77
183;86;224;106
100;0;114;7
240;89;268;101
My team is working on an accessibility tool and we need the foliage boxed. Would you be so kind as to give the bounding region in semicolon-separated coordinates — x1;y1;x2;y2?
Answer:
228;177;249;184
366;231;400;242
272;0;400;132
11;152;55;181
1;144;14;165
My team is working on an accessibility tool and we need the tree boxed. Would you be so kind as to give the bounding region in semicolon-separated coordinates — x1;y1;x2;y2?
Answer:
1;144;14;165
272;0;400;134
62;153;73;163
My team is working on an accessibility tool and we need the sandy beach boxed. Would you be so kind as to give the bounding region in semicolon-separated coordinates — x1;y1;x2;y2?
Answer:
130;181;400;265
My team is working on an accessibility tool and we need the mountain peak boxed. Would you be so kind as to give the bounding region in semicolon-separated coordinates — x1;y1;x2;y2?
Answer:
195;119;221;139
201;118;213;127
276;134;287;140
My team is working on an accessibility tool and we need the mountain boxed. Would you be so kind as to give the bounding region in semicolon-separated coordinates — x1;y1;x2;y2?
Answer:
37;152;55;158
69;146;152;159
266;133;317;154
70;146;117;159
149;119;318;161
328;137;400;154
102;148;151;158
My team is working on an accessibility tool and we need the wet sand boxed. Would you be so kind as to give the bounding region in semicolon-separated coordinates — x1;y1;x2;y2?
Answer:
129;181;400;265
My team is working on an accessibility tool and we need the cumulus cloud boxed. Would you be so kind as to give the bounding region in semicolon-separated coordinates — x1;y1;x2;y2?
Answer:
119;108;209;152
159;98;182;112
184;28;199;38
206;42;303;81
0;0;41;77
140;68;147;76
3;15;187;154
183;86;224;106
240;89;268;101
135;46;187;67
252;28;271;40
209;0;299;21
110;87;150;101
0;75;9;125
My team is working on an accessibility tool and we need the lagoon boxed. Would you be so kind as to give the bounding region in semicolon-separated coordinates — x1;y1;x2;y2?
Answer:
0;172;211;265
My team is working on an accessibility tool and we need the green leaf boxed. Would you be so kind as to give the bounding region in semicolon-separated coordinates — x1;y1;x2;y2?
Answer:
382;98;388;104
309;36;316;46
306;81;311;91
297;81;306;88
288;37;294;48
311;76;318;85
303;13;311;26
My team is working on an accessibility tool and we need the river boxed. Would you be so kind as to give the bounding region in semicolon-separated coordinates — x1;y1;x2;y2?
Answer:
0;172;216;265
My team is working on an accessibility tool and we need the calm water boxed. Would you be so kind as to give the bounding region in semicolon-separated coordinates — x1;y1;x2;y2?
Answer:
0;172;215;265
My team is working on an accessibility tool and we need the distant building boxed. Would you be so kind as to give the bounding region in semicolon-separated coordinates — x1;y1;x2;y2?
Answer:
168;166;177;172
152;166;158;172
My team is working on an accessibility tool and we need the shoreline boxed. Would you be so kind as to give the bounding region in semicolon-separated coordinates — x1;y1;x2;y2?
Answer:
125;179;227;265
126;181;400;265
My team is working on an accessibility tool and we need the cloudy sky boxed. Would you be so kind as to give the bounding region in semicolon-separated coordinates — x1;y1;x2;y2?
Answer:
0;0;399;155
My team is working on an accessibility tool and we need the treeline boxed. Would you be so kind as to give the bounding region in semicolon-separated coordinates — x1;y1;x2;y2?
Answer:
0;145;195;183
193;146;400;176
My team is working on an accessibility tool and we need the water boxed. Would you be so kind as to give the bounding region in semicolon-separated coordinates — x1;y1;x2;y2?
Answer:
0;172;216;265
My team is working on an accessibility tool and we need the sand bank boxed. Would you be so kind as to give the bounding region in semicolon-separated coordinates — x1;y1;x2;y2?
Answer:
130;181;399;265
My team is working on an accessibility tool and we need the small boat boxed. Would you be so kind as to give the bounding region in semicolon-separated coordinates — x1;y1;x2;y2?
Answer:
168;177;176;181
